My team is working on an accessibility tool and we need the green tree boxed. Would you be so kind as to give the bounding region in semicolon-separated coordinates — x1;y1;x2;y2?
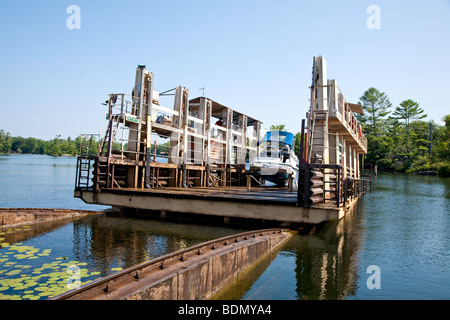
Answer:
38;140;49;155
11;136;25;153
88;136;99;156
22;137;38;154
431;115;450;176
433;115;450;162
391;99;427;165
294;132;302;156
357;88;392;167
269;124;286;131
48;135;62;156
392;99;427;126
0;129;12;153
357;87;392;136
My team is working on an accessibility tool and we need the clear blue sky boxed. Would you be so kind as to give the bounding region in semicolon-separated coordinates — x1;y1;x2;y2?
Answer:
1;0;449;140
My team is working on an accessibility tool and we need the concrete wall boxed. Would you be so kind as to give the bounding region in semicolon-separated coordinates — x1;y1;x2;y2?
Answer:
90;231;292;300
0;208;99;230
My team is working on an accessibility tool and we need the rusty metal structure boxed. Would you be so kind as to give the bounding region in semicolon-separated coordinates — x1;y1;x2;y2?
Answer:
75;65;262;193
297;56;369;208
74;58;370;225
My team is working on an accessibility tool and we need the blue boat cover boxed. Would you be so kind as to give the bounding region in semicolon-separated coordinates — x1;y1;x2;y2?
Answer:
263;131;295;147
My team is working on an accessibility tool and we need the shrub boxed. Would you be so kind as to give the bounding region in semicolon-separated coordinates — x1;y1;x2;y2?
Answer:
437;162;450;177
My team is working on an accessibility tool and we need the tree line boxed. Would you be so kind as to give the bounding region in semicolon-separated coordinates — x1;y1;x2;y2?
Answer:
0;132;97;156
355;88;449;177
271;87;449;177
0;130;171;157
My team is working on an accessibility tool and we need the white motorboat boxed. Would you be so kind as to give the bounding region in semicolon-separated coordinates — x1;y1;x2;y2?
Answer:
251;130;299;186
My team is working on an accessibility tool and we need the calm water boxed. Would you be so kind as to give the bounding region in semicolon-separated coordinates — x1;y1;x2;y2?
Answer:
0;154;449;300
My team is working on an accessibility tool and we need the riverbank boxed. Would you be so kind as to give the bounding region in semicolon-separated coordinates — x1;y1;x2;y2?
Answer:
0;208;101;230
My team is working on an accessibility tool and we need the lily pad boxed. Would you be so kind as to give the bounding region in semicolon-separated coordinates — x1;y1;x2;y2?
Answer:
111;267;123;271
34;286;47;292
38;291;51;297
6;270;21;276
13;285;28;290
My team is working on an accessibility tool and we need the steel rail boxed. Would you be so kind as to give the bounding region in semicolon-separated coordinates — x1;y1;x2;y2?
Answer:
51;228;290;300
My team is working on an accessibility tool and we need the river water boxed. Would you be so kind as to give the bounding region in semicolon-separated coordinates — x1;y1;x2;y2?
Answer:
0;154;449;300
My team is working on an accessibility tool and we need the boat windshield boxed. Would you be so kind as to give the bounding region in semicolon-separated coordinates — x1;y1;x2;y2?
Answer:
262;131;295;148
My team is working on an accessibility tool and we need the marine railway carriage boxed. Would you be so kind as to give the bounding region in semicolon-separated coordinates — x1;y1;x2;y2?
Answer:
74;57;370;224
75;65;263;191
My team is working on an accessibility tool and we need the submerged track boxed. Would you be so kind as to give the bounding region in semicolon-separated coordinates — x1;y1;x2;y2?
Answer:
52;228;290;300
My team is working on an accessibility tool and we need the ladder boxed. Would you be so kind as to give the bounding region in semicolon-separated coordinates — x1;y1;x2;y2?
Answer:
76;157;95;191
308;110;328;164
307;110;329;205
99;115;122;157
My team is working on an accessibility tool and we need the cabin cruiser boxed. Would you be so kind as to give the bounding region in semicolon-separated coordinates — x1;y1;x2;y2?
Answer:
251;131;299;186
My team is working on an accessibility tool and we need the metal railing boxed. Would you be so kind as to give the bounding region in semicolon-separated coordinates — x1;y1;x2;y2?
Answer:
74;156;97;192
309;83;368;153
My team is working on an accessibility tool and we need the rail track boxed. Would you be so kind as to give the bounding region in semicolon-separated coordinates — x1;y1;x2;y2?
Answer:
51;228;290;300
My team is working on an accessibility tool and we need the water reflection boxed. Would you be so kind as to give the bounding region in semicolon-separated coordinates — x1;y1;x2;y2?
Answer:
234;203;364;300
70;214;247;275
289;209;362;300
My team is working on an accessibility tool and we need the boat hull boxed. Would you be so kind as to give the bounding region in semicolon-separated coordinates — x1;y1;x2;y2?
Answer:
251;158;298;186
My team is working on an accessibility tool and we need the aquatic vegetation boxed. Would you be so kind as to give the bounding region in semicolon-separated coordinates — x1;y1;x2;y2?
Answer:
0;225;123;300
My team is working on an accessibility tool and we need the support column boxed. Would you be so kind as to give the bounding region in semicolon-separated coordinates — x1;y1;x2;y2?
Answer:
182;89;189;187
145;72;154;188
310;56;329;165
128;65;147;188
